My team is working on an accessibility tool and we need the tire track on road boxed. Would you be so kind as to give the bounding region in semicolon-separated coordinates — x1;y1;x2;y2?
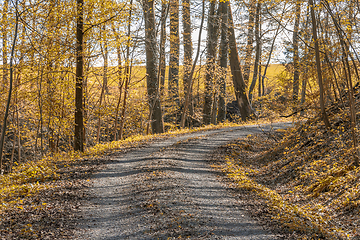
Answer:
75;123;292;239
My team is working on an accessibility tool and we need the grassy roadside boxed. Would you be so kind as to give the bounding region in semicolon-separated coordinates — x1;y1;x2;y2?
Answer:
216;118;360;239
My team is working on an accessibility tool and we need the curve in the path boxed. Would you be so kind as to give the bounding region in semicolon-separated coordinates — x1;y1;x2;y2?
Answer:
75;122;292;239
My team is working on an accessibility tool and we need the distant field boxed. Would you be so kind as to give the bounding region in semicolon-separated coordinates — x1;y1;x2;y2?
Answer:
262;64;286;80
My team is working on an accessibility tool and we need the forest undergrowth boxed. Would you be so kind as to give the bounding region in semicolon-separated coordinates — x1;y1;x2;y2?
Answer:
217;98;360;239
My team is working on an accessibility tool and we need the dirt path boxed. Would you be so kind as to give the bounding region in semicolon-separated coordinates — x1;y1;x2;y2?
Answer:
75;123;292;239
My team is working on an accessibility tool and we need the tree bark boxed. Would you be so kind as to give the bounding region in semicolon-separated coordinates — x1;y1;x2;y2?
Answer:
143;0;164;134
309;0;331;128
228;3;253;121
182;0;193;120
74;0;85;151
168;0;180;112
1;0;9;92
243;1;256;85
203;1;218;124
292;0;301;105
248;1;261;104
217;0;228;123
159;1;168;98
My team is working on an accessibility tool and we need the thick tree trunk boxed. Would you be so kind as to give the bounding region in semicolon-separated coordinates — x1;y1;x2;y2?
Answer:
182;0;193;120
243;1;256;85
168;0;180;114
217;1;228;123
228;3;253;121
292;1;301;105
74;0;84;151
248;1;261;104
143;0;164;134
203;1;218;124
309;0;330;128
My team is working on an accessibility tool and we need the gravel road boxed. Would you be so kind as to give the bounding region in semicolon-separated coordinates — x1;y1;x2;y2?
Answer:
75;123;292;239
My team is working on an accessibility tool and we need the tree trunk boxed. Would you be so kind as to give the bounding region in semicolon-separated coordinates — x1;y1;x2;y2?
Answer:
159;1;168;98
248;1;261;104
258;56;262;97
180;0;205;129
261;2;286;97
292;0;301;105
243;1;255;85
182;0;193;120
228;3;253;121
203;1;218;124
96;26;108;143
168;0;180;115
74;0;84;151
0;0;18;173
143;0;164;134
1;0;9;92
217;0;228;123
118;0;133;140
309;0;331;128
112;25;124;141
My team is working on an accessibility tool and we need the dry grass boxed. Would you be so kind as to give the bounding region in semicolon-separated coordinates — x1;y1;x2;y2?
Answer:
218;114;360;239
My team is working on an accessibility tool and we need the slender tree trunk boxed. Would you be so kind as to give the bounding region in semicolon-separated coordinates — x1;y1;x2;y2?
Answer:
292;0;301;105
258;56;262;97
203;1;218;124
309;0;330;128
96;26;108;143
180;0;205;128
0;0;18;173
300;6;310;116
15;82;20;163
228;3;253;121
261;4;284;96
113;26;123;141
182;0;193;120
74;0;84;151
211;92;217;124
118;0;133;140
329;6;359;166
1;0;9;91
217;0;228;123
143;0;164;134
119;64;131;140
159;1;168;98
248;1;261;104
243;1;256;85
168;0;180;115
